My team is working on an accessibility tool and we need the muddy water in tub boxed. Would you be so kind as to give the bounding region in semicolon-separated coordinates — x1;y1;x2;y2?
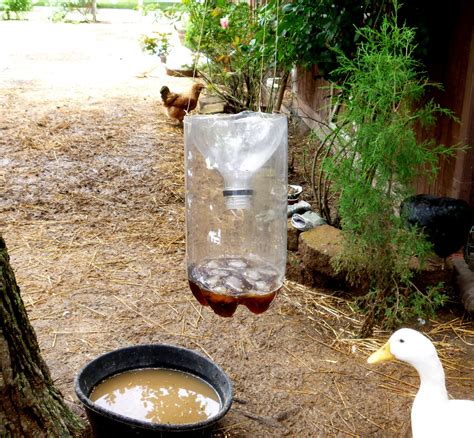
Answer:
90;368;221;424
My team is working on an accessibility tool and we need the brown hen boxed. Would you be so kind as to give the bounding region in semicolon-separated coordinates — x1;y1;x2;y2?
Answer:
160;83;205;123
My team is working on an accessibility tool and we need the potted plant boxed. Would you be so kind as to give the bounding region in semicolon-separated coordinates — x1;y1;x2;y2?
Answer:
140;32;171;63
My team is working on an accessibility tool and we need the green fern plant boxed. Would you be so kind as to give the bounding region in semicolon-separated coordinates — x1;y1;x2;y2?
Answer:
321;13;455;335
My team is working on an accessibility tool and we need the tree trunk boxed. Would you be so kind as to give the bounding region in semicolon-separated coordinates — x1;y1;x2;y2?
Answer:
273;70;290;113
91;0;97;23
0;235;86;437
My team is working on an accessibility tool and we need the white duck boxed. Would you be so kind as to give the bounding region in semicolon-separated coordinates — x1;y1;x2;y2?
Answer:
368;328;474;438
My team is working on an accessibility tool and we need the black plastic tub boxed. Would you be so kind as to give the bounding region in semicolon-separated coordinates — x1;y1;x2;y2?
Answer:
75;344;233;437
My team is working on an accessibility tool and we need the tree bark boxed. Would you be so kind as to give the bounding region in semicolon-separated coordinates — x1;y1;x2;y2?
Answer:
0;235;86;437
91;0;97;23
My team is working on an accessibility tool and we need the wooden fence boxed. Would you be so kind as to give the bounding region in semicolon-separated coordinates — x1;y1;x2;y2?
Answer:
289;0;474;207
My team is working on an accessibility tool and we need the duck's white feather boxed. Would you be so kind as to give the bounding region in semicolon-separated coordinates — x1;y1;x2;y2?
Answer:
368;328;474;438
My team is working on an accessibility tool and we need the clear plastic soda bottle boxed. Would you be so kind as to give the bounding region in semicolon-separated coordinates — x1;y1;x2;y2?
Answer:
184;112;288;317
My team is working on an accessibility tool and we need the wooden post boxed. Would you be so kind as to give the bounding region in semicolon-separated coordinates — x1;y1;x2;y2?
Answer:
451;7;474;203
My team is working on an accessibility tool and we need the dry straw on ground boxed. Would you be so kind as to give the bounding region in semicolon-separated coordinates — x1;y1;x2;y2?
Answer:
1;17;473;436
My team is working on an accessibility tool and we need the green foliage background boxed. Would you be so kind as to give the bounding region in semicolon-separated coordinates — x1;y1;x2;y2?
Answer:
182;0;267;112
321;14;455;333
2;0;32;19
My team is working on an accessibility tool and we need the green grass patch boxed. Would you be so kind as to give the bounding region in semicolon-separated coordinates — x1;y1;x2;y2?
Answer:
27;0;178;9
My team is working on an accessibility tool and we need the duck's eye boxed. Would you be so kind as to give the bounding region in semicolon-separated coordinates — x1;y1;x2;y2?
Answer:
399;339;405;343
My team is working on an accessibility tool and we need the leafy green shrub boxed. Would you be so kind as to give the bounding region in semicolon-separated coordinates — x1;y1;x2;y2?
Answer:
2;0;32;20
180;0;394;112
255;0;394;82
181;0;270;112
140;32;171;59
319;14;455;335
354;282;449;329
142;3;182;20
48;0;94;22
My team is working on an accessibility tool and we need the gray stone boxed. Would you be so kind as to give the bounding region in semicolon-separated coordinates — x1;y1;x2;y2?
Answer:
286;225;355;291
452;258;474;313
299;225;343;278
287;219;300;252
199;94;226;114
291;211;326;231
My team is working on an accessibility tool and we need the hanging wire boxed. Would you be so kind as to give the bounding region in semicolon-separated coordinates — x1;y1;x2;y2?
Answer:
185;0;280;116
186;0;209;114
258;0;280;114
257;1;267;113
271;0;280;112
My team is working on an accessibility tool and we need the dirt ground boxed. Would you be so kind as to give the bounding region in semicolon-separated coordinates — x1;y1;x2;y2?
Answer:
1;10;473;437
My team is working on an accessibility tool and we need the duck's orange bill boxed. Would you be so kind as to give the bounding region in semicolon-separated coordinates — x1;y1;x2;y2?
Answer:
367;341;395;364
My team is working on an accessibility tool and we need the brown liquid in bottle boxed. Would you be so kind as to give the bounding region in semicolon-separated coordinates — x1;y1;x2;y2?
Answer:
188;257;281;317
188;280;279;317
